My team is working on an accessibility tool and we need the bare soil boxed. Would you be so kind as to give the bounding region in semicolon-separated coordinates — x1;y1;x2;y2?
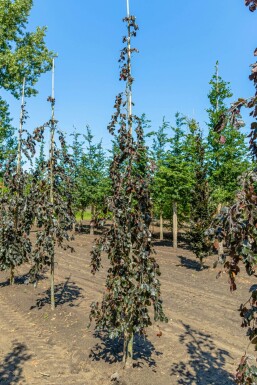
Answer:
0;226;254;385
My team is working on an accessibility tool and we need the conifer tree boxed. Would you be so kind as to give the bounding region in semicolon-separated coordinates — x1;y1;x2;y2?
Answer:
147;118;169;240
207;62;249;207
70;127;109;229
186;120;212;269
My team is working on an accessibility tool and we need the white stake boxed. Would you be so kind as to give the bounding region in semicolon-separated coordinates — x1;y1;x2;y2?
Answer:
216;60;219;112
49;58;55;310
126;0;132;134
126;0;130;17
52;59;55;99
17;77;26;174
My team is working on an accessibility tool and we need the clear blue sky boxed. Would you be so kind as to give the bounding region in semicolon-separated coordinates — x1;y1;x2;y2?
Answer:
6;0;257;149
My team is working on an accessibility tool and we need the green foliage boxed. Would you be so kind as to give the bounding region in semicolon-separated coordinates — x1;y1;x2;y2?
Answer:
0;0;55;162
186;120;212;267
70;126;110;220
148;114;193;224
207;62;249;206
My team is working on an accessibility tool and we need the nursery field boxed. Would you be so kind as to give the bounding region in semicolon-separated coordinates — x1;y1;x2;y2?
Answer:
0;228;252;385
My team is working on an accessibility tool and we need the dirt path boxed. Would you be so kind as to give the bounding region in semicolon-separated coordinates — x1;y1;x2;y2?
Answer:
0;233;254;385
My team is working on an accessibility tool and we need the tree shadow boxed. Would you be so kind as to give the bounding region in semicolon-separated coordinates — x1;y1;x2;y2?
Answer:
177;256;208;271
170;323;234;384
89;331;162;369
0;341;32;384
74;220;108;235
153;239;173;248
30;275;84;310
0;271;46;288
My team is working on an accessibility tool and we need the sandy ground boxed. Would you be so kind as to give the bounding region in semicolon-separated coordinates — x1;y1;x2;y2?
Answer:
0;228;254;385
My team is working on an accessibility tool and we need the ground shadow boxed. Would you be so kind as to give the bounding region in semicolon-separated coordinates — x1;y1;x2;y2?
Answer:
0;271;46;288
74;221;108;235
152;232;192;251
177;256;208;271
153;239;173;248
30;275;84;310
170;323;234;384
90;332;162;369
0;341;32;384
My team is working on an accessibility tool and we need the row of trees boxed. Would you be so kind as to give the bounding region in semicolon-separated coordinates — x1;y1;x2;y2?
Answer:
0;0;168;368
1;0;256;377
1;1;251;239
24;63;250;253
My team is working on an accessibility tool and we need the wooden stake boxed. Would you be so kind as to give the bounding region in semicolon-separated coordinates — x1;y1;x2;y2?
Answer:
17;78;26;175
126;0;132;135
215;60;219;112
12;77;26;285
126;0;130;17
50;59;55;310
160;211;164;241
216;203;224;258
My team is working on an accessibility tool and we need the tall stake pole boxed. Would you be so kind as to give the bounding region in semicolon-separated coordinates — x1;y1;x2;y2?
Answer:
11;77;26;285
17;78;26;175
215;60;219;113
215;61;224;259
126;0;132;135
50;59;55;310
50;59;55;205
124;0;134;367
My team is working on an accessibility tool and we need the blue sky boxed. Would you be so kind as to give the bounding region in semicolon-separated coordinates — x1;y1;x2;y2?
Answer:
6;0;257;150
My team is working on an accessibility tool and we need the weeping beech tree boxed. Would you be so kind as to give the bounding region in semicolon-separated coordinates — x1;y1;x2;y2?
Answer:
0;78;36;284
89;5;167;367
210;1;257;382
30;61;75;309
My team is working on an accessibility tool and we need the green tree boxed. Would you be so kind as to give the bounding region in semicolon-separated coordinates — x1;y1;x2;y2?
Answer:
207;62;249;207
0;0;54;161
147;117;170;240
186;119;212;269
151;114;194;246
70;127;109;232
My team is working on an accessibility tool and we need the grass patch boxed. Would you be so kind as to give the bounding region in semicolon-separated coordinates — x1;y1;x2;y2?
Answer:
75;211;91;221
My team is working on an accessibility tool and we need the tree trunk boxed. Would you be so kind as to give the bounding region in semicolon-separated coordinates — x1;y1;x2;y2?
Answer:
123;332;133;368
199;256;204;271
159;211;164;241
216;203;224;258
173;202;178;249
49;63;55;311
90;205;95;235
151;209;155;235
10;267;15;285
50;255;55;310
